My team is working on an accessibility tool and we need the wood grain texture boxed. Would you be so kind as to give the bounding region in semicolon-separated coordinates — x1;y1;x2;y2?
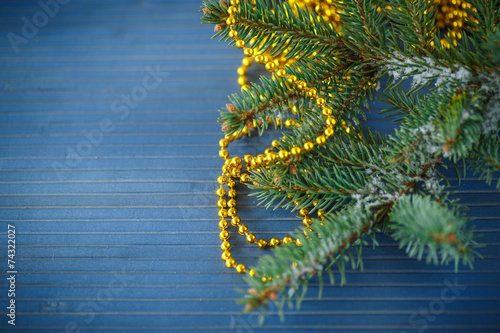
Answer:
0;0;499;332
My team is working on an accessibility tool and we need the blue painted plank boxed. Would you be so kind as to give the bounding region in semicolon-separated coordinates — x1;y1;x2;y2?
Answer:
0;0;498;332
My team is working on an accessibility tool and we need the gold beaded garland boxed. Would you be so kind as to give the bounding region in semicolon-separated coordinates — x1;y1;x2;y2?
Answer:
215;0;367;277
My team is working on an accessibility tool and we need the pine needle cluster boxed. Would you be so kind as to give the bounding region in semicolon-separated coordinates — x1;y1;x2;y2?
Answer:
202;0;500;319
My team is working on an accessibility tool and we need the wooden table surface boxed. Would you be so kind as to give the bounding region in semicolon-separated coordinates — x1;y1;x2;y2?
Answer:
0;0;499;332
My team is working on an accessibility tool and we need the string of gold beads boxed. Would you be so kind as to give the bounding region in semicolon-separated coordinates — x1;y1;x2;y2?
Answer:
219;0;356;276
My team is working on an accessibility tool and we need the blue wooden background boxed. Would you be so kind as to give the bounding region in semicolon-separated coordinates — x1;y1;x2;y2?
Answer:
0;0;499;332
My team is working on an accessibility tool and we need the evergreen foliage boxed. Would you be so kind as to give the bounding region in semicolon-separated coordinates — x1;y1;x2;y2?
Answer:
202;0;500;318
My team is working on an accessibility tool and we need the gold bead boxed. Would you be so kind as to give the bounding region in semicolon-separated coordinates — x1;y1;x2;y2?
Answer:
265;62;276;72
221;250;232;260
287;74;298;85
237;66;248;76
217;176;227;185
242;57;252;67
293;200;300;206
296;80;307;91
219;138;229;148
227;5;238;15
226;16;236;26
254;54;264;64
238;76;248;86
219;230;230;240
318;209;326;218
218;209;228;218
307;87;318;98
265;152;276;163
285;119;295;128
299;208;309;216
217;199;227;208
231;156;241;165
303;217;313;226
276;68;287;78
272;139;281;148
278;150;289;160
261;276;267;283
290;147;302;156
283;236;293;244
255;154;265;165
226;258;236;268
246;233;257;243
238;224;248;235
325;127;335;138
243;154;253;165
221;240;231;251
315;97;326;107
228;207;237;217
236;263;247;274
257;239;267;248
228;29;238;39
230;0;240;5
219;219;229;229
249;269;256;277
303;141;314;152
227;179;236;188
264;148;273;154
240;173;250;183
216;187;226;197
219;149;229;159
235;39;246;49
231;216;241;226
316;135;326;145
227;198;237;208
326;117;336;127
322;107;333;117
269;238;280;246
295;239;302;246
243;47;254;57
228;189;237;198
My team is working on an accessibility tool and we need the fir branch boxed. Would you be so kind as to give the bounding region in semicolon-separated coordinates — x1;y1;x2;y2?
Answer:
331;0;389;58
249;157;361;213
202;0;500;322
236;0;344;59
385;0;438;52
387;84;492;166
221;56;353;134
240;204;378;315
389;194;481;270
468;133;500;189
